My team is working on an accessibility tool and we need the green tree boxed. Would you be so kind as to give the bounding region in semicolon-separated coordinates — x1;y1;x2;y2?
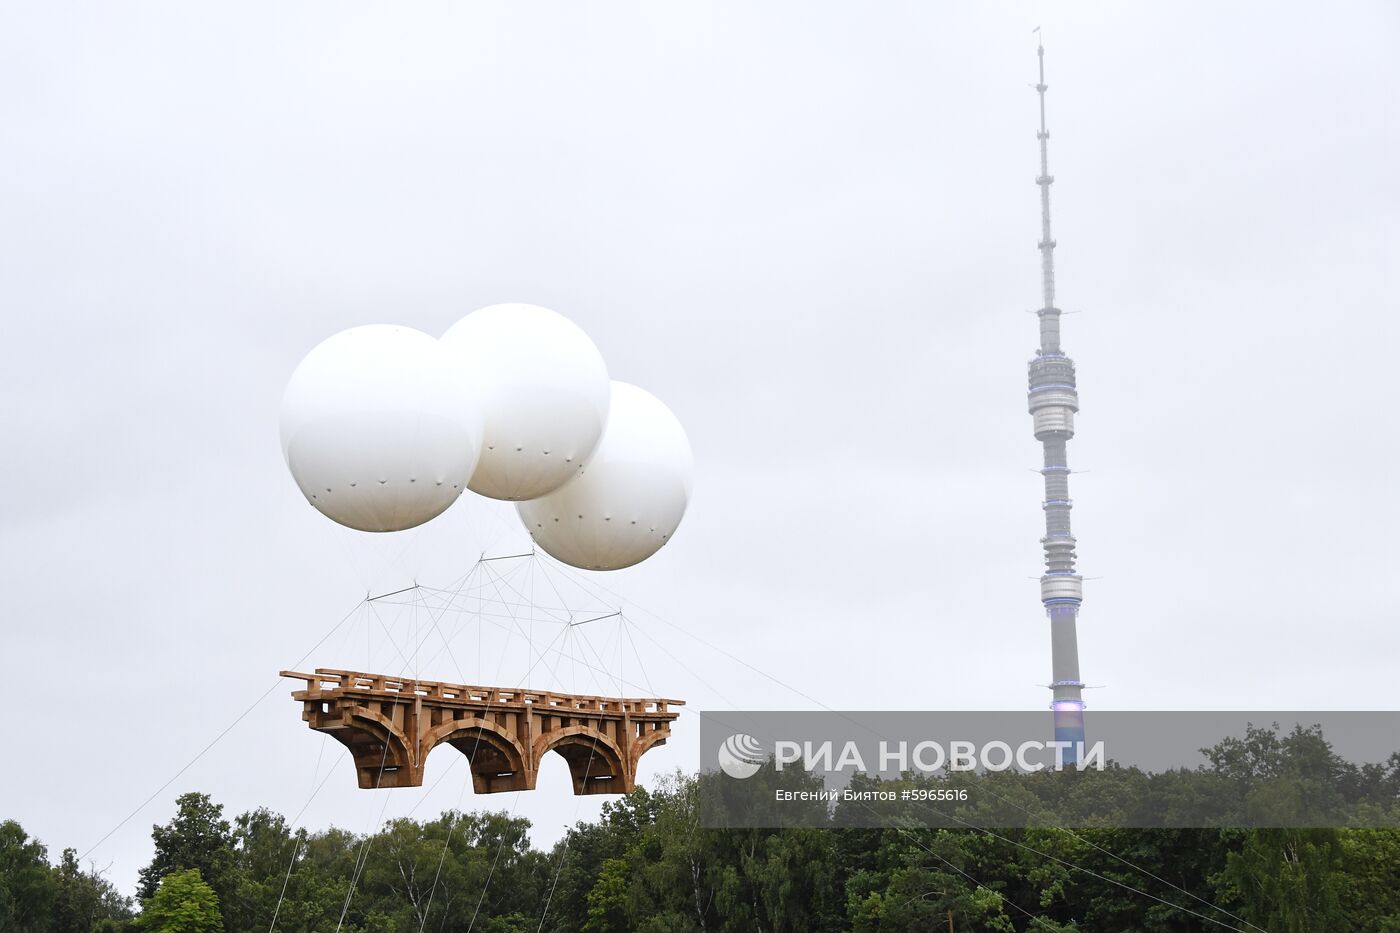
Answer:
1337;828;1400;931
0;820;56;932
138;790;235;924
137;793;234;926
583;857;631;932
137;869;222;933
1218;828;1345;932
263;826;359;932
223;807;295;931
52;847;134;932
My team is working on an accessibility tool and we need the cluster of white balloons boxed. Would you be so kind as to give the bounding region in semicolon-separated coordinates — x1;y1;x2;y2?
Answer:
279;304;693;571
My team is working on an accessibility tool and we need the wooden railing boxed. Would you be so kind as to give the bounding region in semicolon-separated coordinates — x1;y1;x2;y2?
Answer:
280;668;683;717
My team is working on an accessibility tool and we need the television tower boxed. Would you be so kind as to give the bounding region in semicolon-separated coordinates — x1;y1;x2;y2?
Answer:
1027;40;1086;750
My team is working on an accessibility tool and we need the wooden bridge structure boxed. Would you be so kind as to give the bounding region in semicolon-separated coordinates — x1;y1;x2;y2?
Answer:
280;669;683;794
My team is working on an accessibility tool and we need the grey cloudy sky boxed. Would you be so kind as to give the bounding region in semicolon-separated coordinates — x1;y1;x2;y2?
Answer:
2;0;1397;895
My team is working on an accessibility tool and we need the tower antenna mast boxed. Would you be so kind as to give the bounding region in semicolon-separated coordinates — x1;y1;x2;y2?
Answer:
1026;38;1087;751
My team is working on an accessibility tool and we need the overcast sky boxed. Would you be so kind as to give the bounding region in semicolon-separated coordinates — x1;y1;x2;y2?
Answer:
2;0;1397;896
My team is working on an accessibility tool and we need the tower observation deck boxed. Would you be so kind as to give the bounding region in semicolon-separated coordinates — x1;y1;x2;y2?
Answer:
1027;40;1087;749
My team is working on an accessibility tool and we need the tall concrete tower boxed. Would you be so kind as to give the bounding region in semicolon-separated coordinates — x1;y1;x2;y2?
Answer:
1026;40;1086;750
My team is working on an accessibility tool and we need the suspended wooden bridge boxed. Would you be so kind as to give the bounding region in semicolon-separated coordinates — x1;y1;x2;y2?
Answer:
281;669;682;794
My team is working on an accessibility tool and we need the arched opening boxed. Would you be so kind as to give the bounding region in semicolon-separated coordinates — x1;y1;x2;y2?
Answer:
539;727;628;796
429;721;531;793
326;707;415;789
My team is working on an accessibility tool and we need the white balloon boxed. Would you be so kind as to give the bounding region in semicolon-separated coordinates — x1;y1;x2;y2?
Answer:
280;325;481;532
517;382;693;571
440;304;610;501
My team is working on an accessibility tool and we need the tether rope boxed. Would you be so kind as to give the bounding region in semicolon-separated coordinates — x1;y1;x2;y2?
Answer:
79;598;369;862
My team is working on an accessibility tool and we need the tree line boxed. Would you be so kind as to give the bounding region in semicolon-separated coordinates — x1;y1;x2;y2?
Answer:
3;723;1399;931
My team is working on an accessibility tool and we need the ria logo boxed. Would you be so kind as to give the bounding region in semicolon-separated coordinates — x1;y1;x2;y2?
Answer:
717;733;766;779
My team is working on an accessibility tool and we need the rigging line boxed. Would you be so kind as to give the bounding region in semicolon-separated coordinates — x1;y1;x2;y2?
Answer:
79;597;368;861
333;600;364;660
399;757;464;822
364;587;661;714
526;558;537;689
487;575;521;686
415;764;475;932
576;631;612;701
459;611;584;932
477;558;544;684
368;584;420;602
1049;832;1265;933
382;516;432;582
475;557;577;625
463;792;524;933
291;756;348;831
569;610;621;627
334;791;392;931
337;646;470;923
564;623;576;695
477;602;667;706
373;569;481;680
334;726;396;932
901;804;1255;933
479;558;539;686
542;559;843;705
413;564;483;687
478;615;644;703
412;564;529;597
309;733;328;794
868;815;1068;932
570;620;613;700
414;574;624;602
417;563;531;674
414;574;722;610
267;747;350;932
402;561;523;931
620;615;657;698
373;601;600;620
478;551;535;563
623;616;656;697
624;618;738;709
336;566;480;932
382;594;892;615
535;736;601;933
480;559;571;689
409;573;522;599
335;599;466;930
1019;818;1271;924
266;843;300;930
367;598;416;673
423;614;470;692
529;548;573;599
531;553;585;629
571;618;622;700
412;597;563;684
462;495;524;562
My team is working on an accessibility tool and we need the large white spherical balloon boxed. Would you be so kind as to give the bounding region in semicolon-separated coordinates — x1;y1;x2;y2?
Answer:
516;382;693;571
280;325;481;532
440;304;610;501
